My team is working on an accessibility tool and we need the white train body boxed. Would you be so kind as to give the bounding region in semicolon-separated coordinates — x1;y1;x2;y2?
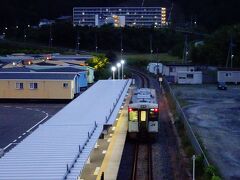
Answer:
128;88;159;134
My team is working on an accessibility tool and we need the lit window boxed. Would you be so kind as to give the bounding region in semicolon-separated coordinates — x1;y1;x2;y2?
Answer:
16;82;23;90
140;111;147;122
29;82;38;90
63;83;69;88
129;110;138;121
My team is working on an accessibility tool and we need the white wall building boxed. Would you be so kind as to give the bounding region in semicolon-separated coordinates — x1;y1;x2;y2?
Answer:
217;68;240;84
73;7;167;27
147;63;197;83
177;71;202;84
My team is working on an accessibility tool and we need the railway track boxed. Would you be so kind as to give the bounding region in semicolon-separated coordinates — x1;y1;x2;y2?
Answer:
118;68;188;180
129;68;150;88
131;143;153;180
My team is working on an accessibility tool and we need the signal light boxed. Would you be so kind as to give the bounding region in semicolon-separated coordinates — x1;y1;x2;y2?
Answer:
128;108;133;112
154;108;159;112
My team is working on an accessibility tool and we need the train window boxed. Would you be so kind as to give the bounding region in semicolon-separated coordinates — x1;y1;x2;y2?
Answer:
140;111;147;122
129;110;138;121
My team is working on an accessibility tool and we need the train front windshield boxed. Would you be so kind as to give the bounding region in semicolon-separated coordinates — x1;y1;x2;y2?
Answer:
129;109;138;121
149;108;159;121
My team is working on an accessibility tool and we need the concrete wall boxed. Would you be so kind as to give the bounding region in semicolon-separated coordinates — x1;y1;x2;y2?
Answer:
217;71;240;83
0;80;75;99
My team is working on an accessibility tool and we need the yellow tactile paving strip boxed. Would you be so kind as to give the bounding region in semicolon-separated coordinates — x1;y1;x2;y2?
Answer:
96;89;132;180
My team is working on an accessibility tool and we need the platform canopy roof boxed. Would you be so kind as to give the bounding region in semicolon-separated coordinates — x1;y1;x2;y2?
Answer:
0;79;131;180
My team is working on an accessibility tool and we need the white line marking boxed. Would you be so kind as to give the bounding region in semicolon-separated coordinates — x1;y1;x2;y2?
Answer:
3;143;13;150
18;136;22;139
4;106;11;108
16;106;22;109
26;112;49;133
26;108;32;110
94;167;100;175
3;111;49;151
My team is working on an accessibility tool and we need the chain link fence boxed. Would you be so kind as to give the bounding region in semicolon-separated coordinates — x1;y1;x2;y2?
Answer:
162;77;210;166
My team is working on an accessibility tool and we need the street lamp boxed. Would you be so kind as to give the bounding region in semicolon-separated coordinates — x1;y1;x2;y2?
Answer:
117;63;121;79
111;66;116;80
120;60;125;79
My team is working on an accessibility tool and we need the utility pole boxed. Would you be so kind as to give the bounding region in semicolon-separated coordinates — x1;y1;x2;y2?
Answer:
183;34;189;64
95;33;98;53
48;24;53;48
120;30;123;59
150;34;153;54
226;36;234;68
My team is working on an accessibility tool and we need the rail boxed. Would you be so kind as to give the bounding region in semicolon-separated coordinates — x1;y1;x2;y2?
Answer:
131;143;153;180
162;77;210;166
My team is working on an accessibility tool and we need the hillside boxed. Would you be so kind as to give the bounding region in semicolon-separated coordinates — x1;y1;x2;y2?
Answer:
0;0;240;31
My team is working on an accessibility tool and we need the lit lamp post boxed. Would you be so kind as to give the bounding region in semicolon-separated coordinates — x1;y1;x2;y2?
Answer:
120;59;125;79
111;66;116;80
159;76;163;93
117;63;121;79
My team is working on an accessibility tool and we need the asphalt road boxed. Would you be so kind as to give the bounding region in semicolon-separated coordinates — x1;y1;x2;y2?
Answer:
0;103;67;152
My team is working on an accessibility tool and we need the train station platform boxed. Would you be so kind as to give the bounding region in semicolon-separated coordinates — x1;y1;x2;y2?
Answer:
0;79;131;180
78;85;133;180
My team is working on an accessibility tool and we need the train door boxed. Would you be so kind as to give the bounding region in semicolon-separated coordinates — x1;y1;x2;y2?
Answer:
139;110;147;132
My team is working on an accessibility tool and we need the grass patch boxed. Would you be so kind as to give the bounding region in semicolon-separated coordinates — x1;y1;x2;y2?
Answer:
117;53;181;68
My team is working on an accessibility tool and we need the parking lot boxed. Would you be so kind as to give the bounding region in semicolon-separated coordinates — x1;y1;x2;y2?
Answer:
0;102;67;152
172;85;240;179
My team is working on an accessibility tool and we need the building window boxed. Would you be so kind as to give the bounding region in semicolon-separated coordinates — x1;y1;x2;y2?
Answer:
63;83;69;88
29;82;38;90
16;82;24;90
187;74;194;79
169;67;176;72
226;73;232;77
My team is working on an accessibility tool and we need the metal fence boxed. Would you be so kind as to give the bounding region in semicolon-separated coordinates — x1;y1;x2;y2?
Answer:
162;77;210;166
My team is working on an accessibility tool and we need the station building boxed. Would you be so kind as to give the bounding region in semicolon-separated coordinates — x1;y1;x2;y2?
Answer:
73;7;167;27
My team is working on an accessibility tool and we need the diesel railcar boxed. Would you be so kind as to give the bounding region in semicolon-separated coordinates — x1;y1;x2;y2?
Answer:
128;88;159;136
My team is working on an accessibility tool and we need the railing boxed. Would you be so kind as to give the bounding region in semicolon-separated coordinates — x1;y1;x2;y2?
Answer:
105;79;130;124
162;77;210;166
63;121;98;180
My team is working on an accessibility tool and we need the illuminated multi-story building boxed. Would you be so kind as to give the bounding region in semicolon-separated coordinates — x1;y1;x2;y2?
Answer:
73;7;167;27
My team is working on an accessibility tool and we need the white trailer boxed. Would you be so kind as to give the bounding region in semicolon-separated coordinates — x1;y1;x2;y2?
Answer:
217;69;240;84
177;71;203;84
147;63;163;74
